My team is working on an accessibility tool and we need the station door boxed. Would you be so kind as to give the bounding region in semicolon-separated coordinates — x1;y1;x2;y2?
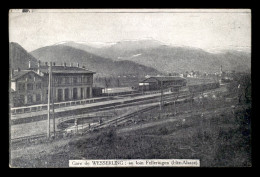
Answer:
73;88;78;99
65;88;69;101
58;89;63;102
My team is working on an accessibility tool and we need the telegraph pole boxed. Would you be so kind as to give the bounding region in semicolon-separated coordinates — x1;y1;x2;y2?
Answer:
52;74;55;138
160;81;163;111
47;62;52;139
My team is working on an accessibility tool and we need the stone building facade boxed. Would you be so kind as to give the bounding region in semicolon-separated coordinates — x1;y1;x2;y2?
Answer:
10;61;95;107
10;69;45;107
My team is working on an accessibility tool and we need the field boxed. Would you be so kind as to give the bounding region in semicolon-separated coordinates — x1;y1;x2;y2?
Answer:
10;84;251;167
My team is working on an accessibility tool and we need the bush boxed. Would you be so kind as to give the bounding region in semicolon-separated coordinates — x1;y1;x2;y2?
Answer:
158;127;169;135
96;128;117;145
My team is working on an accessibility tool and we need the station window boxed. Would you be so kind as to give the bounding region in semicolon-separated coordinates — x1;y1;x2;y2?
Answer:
19;95;25;105
73;77;77;83
58;77;62;84
54;77;58;83
86;76;89;83
27;94;33;103
27;83;33;90
81;76;84;83
78;77;82;83
65;77;70;84
36;94;41;102
36;83;42;89
18;83;25;91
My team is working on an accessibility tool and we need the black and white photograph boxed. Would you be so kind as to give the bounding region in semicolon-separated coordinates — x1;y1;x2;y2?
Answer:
9;9;251;167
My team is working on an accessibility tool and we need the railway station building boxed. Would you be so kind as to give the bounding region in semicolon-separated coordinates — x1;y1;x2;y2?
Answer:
10;69;45;107
139;76;187;92
10;60;95;107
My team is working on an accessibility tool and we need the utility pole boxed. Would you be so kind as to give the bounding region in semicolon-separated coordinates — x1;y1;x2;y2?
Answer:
160;80;163;111
74;118;78;135
174;89;180;115
47;62;52;139
52;74;55;138
114;105;116;115
174;100;176;115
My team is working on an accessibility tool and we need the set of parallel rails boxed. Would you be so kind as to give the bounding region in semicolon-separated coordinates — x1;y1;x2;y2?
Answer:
10;89;170;115
10;90;187;125
11;87;220;145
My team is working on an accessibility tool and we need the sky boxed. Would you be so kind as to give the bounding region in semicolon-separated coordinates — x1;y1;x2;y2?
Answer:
9;9;251;53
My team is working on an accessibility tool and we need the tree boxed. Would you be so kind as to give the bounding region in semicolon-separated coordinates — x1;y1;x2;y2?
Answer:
227;73;251;104
117;78;120;87
104;77;110;88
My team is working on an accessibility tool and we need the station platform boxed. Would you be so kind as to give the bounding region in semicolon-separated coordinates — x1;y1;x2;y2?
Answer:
11;91;173;122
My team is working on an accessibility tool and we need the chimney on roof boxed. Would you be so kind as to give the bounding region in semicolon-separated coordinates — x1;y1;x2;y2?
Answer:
45;62;48;66
29;60;31;68
53;62;56;66
17;67;21;72
82;66;85;69
77;63;79;67
64;62;66;67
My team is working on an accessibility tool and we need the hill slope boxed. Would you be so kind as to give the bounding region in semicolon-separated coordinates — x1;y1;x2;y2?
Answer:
9;42;38;70
30;44;161;77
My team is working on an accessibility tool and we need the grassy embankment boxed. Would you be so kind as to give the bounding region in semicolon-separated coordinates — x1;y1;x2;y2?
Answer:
11;87;251;167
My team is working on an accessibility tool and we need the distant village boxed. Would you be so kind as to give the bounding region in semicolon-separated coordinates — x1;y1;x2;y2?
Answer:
114;65;235;80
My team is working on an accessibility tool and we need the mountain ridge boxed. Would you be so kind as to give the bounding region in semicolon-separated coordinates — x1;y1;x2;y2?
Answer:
61;39;251;73
30;44;161;77
9;42;38;70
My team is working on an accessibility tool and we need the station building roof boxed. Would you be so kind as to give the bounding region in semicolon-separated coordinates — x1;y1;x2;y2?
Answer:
11;70;43;81
28;65;95;74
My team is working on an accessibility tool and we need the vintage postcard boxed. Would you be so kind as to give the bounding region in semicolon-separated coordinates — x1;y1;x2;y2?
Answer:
9;9;251;167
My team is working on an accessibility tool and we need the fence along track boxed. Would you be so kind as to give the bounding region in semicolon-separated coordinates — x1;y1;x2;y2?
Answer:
10;89;172;115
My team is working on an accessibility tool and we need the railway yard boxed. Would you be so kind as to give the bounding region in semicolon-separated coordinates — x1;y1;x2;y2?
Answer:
10;82;251;167
10;85;225;141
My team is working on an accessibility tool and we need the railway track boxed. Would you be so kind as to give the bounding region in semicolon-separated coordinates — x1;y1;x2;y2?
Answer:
11;95;193;145
10;88;221;145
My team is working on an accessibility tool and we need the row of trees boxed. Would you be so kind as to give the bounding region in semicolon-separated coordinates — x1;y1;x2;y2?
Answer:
94;77;120;88
93;76;144;88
